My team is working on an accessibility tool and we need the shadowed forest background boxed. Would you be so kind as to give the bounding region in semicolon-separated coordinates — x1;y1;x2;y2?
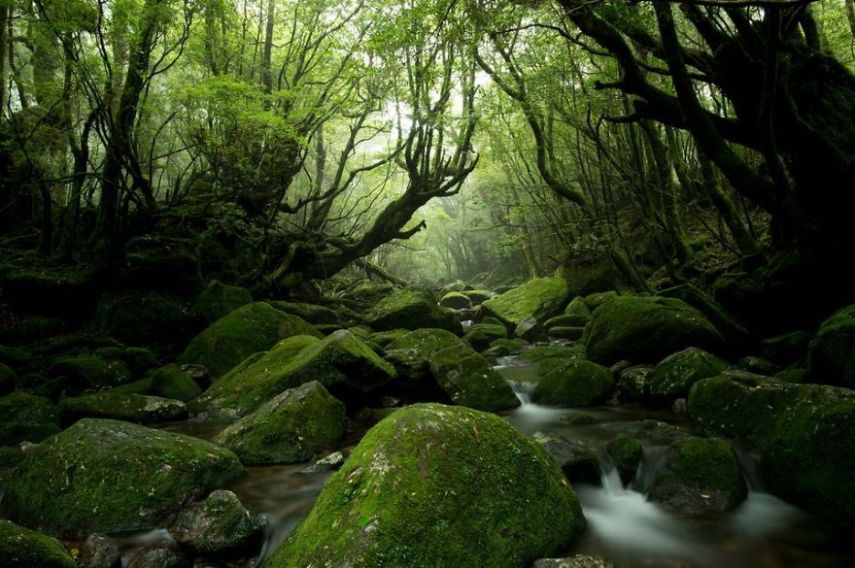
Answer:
1;0;855;566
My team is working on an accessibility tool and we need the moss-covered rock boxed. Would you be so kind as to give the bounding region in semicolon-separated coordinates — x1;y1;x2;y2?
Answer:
548;326;585;341
532;360;614;407
646;347;729;404
265;404;586;567
151;364;202;401
120;347;158;377
584;296;722;365
463;322;508;352
562;297;592;326
583;291;618;309
617;365;653;401
534;432;601;485
606;435;643;484
213;381;346;465
533;555;616;568
0;316;66;344
269;301;341;325
2;418;243;537
0;520;74;568
385;328;464;384
0;344;32;368
808;304;855;388
428;344;520;411
48;354;133;391
193;331;395;420
484;338;525;357
58;391;188;425
0;362;14;395
369;329;410;349
168;490;262;557
367;288;461;333
759;330;811;366
179;302;322;379
0;391;60;446
462;289;493;305
191;280;253;325
482;276;569;338
94;290;195;351
688;374;855;526
439;291;472;310
649;436;746;516
77;534;121;568
519;345;582;365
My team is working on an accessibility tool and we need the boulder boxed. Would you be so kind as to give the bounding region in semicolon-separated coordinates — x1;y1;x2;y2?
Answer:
548;326;585;341
94;290;194;351
584;296;722;365
385;328;464;384
168;490;262;557
2;418;243;537
151;364;202;402
759;330;811;366
482;276;569;338
48;354;133;391
484;338;525;357
428;344;520;411
179;302;322;379
646;347;728;404
617;365;652;401
193;331;395;420
77;534;121;568
58;392;188;425
269;301;340;325
0;344;31;368
808;304;855;388
264;404;585;567
0;520;74;568
534;555;616;568
534;432;601;485
463;322;508;352
367;288;461;333
562;297;592;326
532;360;614;407
462;289;493;305
439;292;472;310
191;280;253;324
688;374;855;526
649;436;747;516
213;381;346;465
126;542;188;568
606;435;643;484
0;392;60;446
300;451;346;473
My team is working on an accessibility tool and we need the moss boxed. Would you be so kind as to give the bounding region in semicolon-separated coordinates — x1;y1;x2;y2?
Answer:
0;520;75;568
213;381;346;465
58;391;188;425
385;328;464;384
151;364;202;401
808;304;855;388
428;344;520;411
532;360;614;407
0;362;15;395
688;375;855;526
191;280;253;324
179;302;322;379
169;490;261;556
584;296;722;365
519;345;582;365
48;354;133;390
193;331;394;420
548;326;585;341
759;330;811;365
367;288;461;333
94;290;194;350
3;418;243;537
369;329;411;348
646;347;728;404
582;291;618;309
0;391;60;446
461;289;493;305
606;435;643;484
649;436;746;516
485;338;525;357
533;555;616;568
482;277;569;334
0;345;32;368
439;291;472;310
1;316;66;343
265;404;585;567
463;322;507;351
617;365;652;401
269;301;340;325
563;297;592;325
120;347;158;377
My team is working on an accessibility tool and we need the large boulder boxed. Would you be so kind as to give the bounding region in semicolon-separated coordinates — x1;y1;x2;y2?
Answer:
532;360;614;407
367;288;461;333
584;296;722;365
48;354;133;391
58;391;188;425
808;304;855;388
463;322;508;352
193;331;395;420
0;520;74;568
264;404;586;567
688;374;855;525
2;419;243;537
0;391;60;446
439;292;472;310
482;276;569;338
213;381;346;465
168;490;262;557
385;328;463;383
191;280;253;325
649;436;747;516
179;302;322;379
428;344;520;411
151;364;202;402
268;301;341;325
646;347;728;404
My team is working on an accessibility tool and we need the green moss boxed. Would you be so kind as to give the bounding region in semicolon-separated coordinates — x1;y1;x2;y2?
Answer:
519;345;582;365
428;344;520;411
0;345;32;368
485;338;525;357
168;490;260;556
463;322;508;351
808;304;855;388
120;347;158;377
582;291;618;309
0;392;60;446
617;365;652;401
0;520;74;568
646;347;728;404
48;354;133;390
367;288;461;333
462;289;493;305
532;360;614;407
269;301;340;325
584;296;722;365
191;280;253;324
385;328;464;384
439;291;472;310
94;290;194;350
3;418;243;537
151;364;202;401
265;404;585;567
58;391;188;425
548;326;585;341
606;435;643;484
179;302;322;379
649;436;746;516
213;381;346;465
369;329;411;348
1;316;66;343
482;277;569;333
563;297;592;325
0;362;15;395
759;330;811;365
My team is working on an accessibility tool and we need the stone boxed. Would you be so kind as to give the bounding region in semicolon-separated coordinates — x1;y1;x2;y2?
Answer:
0;520;74;568
48;355;133;391
646;347;729;404
482;276;569;338
0;391;60;446
533;555;616;568
168;490;261;556
428;344;520;411
462;289;493;305
126;542;188;568
300;451;346;473
562;297;592;326
269;301;341;325
606;435;643;484
0;362;14;395
58;391;188;425
532;360;614;407
759;330;811;366
191;280;253;324
77;534;121;568
367;288;461;333
534;432;601;485
439;291;472;310
618;365;652;401
151;364;202;402
463;322;508;352
808;304;855;388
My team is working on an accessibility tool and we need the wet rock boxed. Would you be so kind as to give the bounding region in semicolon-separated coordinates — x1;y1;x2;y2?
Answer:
646;347;728;404
463;322;507;352
808;304;855;388
482;276;570;339
151;364;203;402
169;490;261;557
126;542;189;568
532;360;614;407
774;367;808;383
0;520;75;568
300;451;346;473
191;280;253;325
58;391;188;425
559;412;599;426
606;435;643;484
429;343;520;411
265;404;585;567
0;391;60;446
2;418;243;537
534;432;601;485
533;555;616;568
584;296;722;365
439;291;472;310
213;381;345;465
369;329;410;349
649;436;747;516
179;302;322;379
366;288;461;333
77;534;121;568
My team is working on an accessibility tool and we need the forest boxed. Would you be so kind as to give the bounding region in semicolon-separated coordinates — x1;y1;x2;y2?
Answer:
1;0;854;566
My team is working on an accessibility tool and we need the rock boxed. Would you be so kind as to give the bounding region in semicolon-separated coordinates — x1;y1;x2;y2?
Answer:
0;264;97;319
213;381;346;465
774;367;808;383
534;432;601;485
120;347;158;377
428;344;520;411
439;291;472;310
688;374;855;526
482;276;569;338
193;331;395;420
94;290;194;351
533;555;616;568
583;291;619;309
385;328;464;385
265;404;585;567
179;302;322;379
532;360;614;407
2;418;243;537
562;297;592;325
48;355;133;391
269;301;341;325
169;490;261;557
650;436;747;516
0;362;14;395
598;420;689;446
191;280;253;324
369;329;410;348
559;253;620;298
547;326;585;341
461;289;493;305
646;347;729;404
463;322;508;351
151;364;202;402
544;314;584;330
808;304;855;388
0;344;31;368
738;356;778;375
58;392;188;425
659;282;749;345
484;338;525;357
77;534;121;568
0;316;65;343
519;345;582;365
584;296;722;365
759;330;811;366
300;451;346;473
0;520;75;568
606;435;643;484
126;542;188;568
0;392;60;446
367;288;461;333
